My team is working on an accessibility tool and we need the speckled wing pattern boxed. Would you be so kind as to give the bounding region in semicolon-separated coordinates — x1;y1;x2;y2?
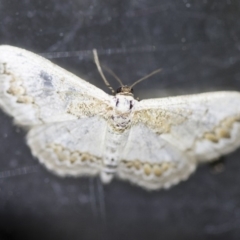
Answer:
119;93;240;189
1;45;240;190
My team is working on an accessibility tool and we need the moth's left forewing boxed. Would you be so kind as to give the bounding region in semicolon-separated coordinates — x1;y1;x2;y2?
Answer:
133;91;240;162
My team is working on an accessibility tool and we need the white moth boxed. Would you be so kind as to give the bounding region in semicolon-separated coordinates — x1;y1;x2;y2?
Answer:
0;45;240;190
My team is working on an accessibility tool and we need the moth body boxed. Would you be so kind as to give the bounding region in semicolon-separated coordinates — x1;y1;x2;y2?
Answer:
101;94;136;183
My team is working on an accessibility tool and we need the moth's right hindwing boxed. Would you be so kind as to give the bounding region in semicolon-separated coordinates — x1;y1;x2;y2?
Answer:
27;117;107;176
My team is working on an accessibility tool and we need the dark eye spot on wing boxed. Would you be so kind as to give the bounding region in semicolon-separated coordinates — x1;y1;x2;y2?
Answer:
40;71;53;87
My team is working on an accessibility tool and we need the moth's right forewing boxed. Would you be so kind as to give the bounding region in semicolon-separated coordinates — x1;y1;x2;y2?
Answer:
0;45;111;127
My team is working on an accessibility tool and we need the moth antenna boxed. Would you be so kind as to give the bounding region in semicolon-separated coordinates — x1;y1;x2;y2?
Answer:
130;68;162;88
101;65;124;87
93;49;115;94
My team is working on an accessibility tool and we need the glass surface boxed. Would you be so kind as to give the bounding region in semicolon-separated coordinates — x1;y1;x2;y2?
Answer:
0;1;240;239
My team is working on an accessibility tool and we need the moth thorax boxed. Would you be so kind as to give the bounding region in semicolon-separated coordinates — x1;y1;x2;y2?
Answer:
115;95;135;113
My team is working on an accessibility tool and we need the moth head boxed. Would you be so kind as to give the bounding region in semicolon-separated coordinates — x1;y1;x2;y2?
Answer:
116;86;134;96
93;49;162;98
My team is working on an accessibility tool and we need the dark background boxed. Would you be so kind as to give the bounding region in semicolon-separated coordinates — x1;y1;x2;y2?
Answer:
1;0;240;239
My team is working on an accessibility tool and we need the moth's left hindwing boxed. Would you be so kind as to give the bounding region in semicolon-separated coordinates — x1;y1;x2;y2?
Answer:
0;45;111;126
117;123;196;190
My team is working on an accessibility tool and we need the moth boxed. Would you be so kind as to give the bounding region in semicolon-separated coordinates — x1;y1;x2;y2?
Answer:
0;45;240;190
